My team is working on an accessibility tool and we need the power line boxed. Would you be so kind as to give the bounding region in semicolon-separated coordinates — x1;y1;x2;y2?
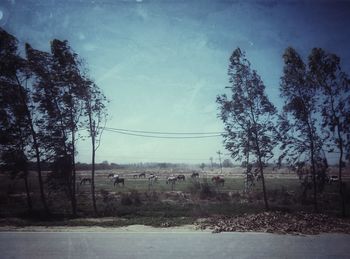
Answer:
104;128;222;139
103;127;224;135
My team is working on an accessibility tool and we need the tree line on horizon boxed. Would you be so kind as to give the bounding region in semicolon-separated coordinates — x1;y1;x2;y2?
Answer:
0;27;108;216
217;47;350;216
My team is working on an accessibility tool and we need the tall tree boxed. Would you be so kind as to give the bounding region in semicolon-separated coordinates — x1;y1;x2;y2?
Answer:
26;39;88;216
217;48;277;210
83;79;108;215
279;47;322;212
50;39;87;216
26;43;74;214
0;83;33;211
0;28;50;214
309;48;350;216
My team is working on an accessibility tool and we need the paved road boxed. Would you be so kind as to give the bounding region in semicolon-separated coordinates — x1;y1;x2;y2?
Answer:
1;231;349;259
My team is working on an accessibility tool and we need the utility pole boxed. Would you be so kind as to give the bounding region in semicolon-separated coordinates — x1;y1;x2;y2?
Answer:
209;157;214;171
217;151;223;174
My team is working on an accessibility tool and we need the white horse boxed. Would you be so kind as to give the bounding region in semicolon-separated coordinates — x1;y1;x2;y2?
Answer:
148;174;158;182
108;174;119;181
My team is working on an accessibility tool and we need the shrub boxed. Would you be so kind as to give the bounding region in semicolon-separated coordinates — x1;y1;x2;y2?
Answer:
145;191;159;202
120;190;142;206
100;189;111;203
199;182;214;199
121;194;133;206
130;190;142;205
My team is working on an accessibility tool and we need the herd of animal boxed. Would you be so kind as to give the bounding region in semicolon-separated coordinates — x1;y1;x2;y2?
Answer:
78;171;226;188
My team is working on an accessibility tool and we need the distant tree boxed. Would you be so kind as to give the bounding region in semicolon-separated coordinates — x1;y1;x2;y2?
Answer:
83;79;108;215
110;163;120;169
222;159;233;168
0;28;50;214
217;48;277;210
279;47;323;212
308;48;350;216
102;160;109;166
200;163;205;171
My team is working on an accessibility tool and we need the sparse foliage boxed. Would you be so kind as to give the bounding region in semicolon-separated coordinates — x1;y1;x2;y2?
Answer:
217;48;277;210
0;28;49;214
308;48;350;216
83;79;108;215
279;47;323;212
0;27;107;217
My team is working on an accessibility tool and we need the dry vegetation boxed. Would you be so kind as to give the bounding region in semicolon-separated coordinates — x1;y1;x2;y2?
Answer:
1;166;350;233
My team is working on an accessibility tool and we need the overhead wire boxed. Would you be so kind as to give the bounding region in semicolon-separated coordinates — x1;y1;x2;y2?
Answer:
103;128;222;139
104;127;224;135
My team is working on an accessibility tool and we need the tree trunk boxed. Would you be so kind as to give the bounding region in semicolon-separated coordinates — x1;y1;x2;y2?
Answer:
306;117;318;213
91;135;97;215
252;125;269;211
23;172;33;211
16;76;50;215
71;130;77;217
309;146;318;212
258;156;269;211
310;141;318;213
337;133;346;217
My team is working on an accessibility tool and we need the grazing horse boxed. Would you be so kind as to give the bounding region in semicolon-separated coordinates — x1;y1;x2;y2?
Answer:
211;176;221;182
166;176;177;184
148;174;158;181
148;174;158;188
177;175;185;181
139;172;146;178
133;174;138;179
212;176;225;186
191;172;199;179
80;177;91;185
114;177;125;187
108;173;119;181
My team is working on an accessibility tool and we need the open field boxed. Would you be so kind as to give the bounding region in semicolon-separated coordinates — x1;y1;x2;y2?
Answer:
1;166;350;228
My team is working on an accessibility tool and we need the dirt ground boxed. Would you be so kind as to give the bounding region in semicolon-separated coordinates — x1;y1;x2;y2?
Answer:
0;224;205;233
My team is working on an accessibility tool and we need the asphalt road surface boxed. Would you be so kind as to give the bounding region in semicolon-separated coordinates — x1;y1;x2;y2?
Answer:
1;231;350;259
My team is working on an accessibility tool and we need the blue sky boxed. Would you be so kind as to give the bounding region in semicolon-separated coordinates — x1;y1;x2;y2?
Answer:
1;0;350;164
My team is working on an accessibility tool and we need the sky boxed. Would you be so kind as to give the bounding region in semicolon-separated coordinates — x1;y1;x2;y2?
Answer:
1;0;350;164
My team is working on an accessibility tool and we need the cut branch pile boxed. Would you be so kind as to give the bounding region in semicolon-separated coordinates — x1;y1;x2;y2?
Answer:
197;211;350;234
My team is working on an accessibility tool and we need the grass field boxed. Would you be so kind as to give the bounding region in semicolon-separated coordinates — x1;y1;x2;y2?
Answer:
1;166;349;226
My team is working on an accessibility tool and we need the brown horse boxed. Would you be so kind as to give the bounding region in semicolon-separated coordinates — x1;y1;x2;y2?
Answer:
212;176;225;186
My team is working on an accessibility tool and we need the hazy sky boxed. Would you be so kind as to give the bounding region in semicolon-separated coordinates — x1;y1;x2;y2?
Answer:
1;0;350;164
